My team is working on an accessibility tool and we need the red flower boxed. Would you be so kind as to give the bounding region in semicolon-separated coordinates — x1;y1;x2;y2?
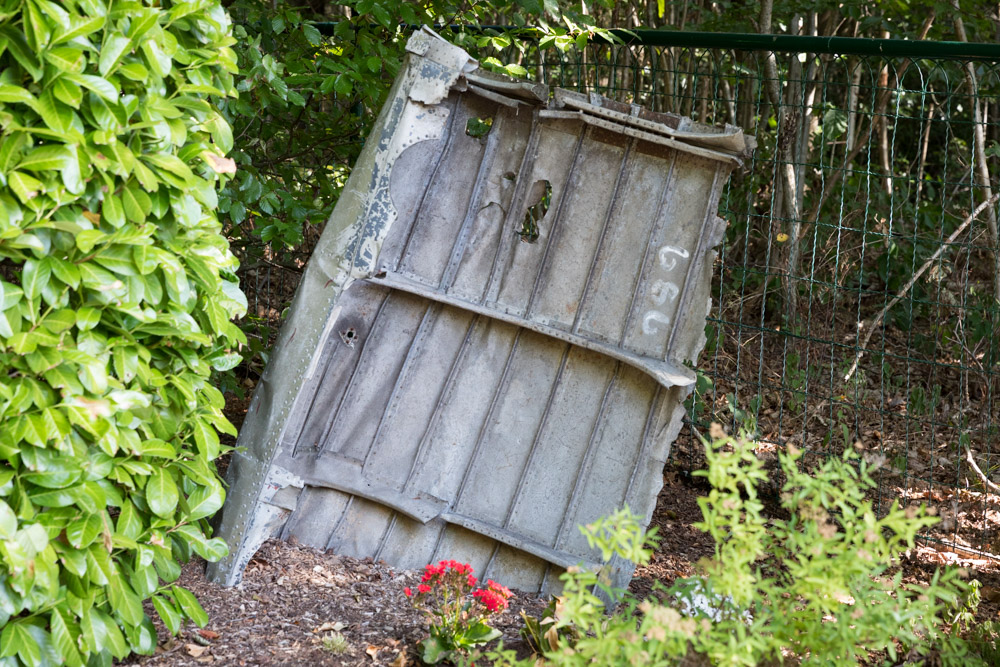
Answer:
418;584;432;594
486;579;511;599
404;587;412;597
467;574;477;588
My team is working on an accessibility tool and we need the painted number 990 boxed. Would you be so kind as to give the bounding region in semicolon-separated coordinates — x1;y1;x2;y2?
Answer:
641;245;688;335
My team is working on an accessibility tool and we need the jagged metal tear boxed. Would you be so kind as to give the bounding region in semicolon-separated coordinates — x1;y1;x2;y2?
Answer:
208;27;752;592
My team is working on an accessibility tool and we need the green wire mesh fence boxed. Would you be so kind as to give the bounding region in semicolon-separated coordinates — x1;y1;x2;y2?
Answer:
242;29;1000;558
531;33;1000;558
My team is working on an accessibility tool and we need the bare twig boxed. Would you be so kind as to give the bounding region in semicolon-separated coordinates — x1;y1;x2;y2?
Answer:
800;12;934;236
952;0;1000;306
760;0;802;319
843;193;1000;382
965;443;1000;495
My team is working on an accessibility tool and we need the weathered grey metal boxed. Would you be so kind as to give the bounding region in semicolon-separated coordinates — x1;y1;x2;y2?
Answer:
208;27;753;592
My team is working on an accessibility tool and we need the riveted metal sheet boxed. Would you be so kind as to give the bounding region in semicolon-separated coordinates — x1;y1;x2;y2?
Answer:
208;27;752;592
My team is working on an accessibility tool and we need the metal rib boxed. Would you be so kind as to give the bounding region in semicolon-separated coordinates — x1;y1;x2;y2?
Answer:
572;137;637;335
293;289;393;457
483;111;542;305
439;111;506;291
324;495;354;551
623;385;663;508
452;328;524;506
553;362;621;550
427;521;449;565
391;95;463;272
362;302;441;473
666;166;723;354
502;343;572;528
286;334;343;456
403;313;481;488
369;272;695;387
372;512;397;562
524;126;588;317
480;542;502;585
621;152;679;346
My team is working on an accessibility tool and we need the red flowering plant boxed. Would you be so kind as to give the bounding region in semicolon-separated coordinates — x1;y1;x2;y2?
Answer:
404;560;513;664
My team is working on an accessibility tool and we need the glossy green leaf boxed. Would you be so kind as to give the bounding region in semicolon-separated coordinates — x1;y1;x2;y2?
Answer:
8;170;44;202
17;144;74;171
0;500;16;538
0;84;35;104
21;258;51;300
107;576;144;627
64;72;118;103
54;14;105;43
66;512;102;549
151;595;182;635
172;585;208;627
145;469;178;518
98;32;130;76
122;183;150;223
185;483;224;521
191;419;220;460
50;609;85;667
0;622;40;667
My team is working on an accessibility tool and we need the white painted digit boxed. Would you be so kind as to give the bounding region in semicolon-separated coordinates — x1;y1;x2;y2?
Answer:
650;280;679;306
658;245;690;271
642;310;671;335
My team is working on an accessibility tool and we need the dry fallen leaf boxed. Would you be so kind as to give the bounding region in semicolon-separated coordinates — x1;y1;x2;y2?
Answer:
389;651;408;667
366;645;380;660
205;153;237;174
185;643;209;657
315;621;346;633
544;625;560;651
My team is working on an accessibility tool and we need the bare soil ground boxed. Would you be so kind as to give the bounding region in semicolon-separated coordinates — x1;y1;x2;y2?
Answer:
123;255;1000;665
120;427;1000;666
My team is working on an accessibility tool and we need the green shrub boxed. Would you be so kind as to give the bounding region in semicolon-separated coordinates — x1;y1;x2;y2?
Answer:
493;432;976;666
0;0;244;663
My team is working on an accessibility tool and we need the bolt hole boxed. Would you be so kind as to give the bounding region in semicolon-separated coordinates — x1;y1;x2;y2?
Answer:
519;180;551;243
466;117;493;138
340;328;357;347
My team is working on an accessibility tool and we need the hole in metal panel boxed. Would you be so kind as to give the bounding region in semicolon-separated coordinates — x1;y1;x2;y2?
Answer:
465;116;493;138
340;327;357;347
519;180;551;243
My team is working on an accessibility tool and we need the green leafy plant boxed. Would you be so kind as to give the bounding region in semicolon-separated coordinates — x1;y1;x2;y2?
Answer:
0;0;244;663
494;430;976;666
321;631;350;655
519;597;578;657
405;559;512;664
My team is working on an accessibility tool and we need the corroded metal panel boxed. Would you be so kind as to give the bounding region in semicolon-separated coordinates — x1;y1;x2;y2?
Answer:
208;27;753;592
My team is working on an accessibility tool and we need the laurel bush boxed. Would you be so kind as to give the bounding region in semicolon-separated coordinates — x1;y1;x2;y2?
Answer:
0;0;244;663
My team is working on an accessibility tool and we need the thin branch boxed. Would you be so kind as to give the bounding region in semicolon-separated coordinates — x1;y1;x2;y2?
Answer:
953;0;1000;305
799;12;935;241
966;443;1000;495
843;193;1000;382
759;0;802;318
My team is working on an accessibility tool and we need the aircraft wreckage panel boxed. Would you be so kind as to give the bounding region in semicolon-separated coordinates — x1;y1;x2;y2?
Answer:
208;27;753;593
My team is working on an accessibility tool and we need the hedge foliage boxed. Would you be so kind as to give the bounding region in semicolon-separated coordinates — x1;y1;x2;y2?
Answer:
0;0;244;663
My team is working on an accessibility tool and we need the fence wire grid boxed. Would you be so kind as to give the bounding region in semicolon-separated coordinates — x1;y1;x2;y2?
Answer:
242;30;1000;559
